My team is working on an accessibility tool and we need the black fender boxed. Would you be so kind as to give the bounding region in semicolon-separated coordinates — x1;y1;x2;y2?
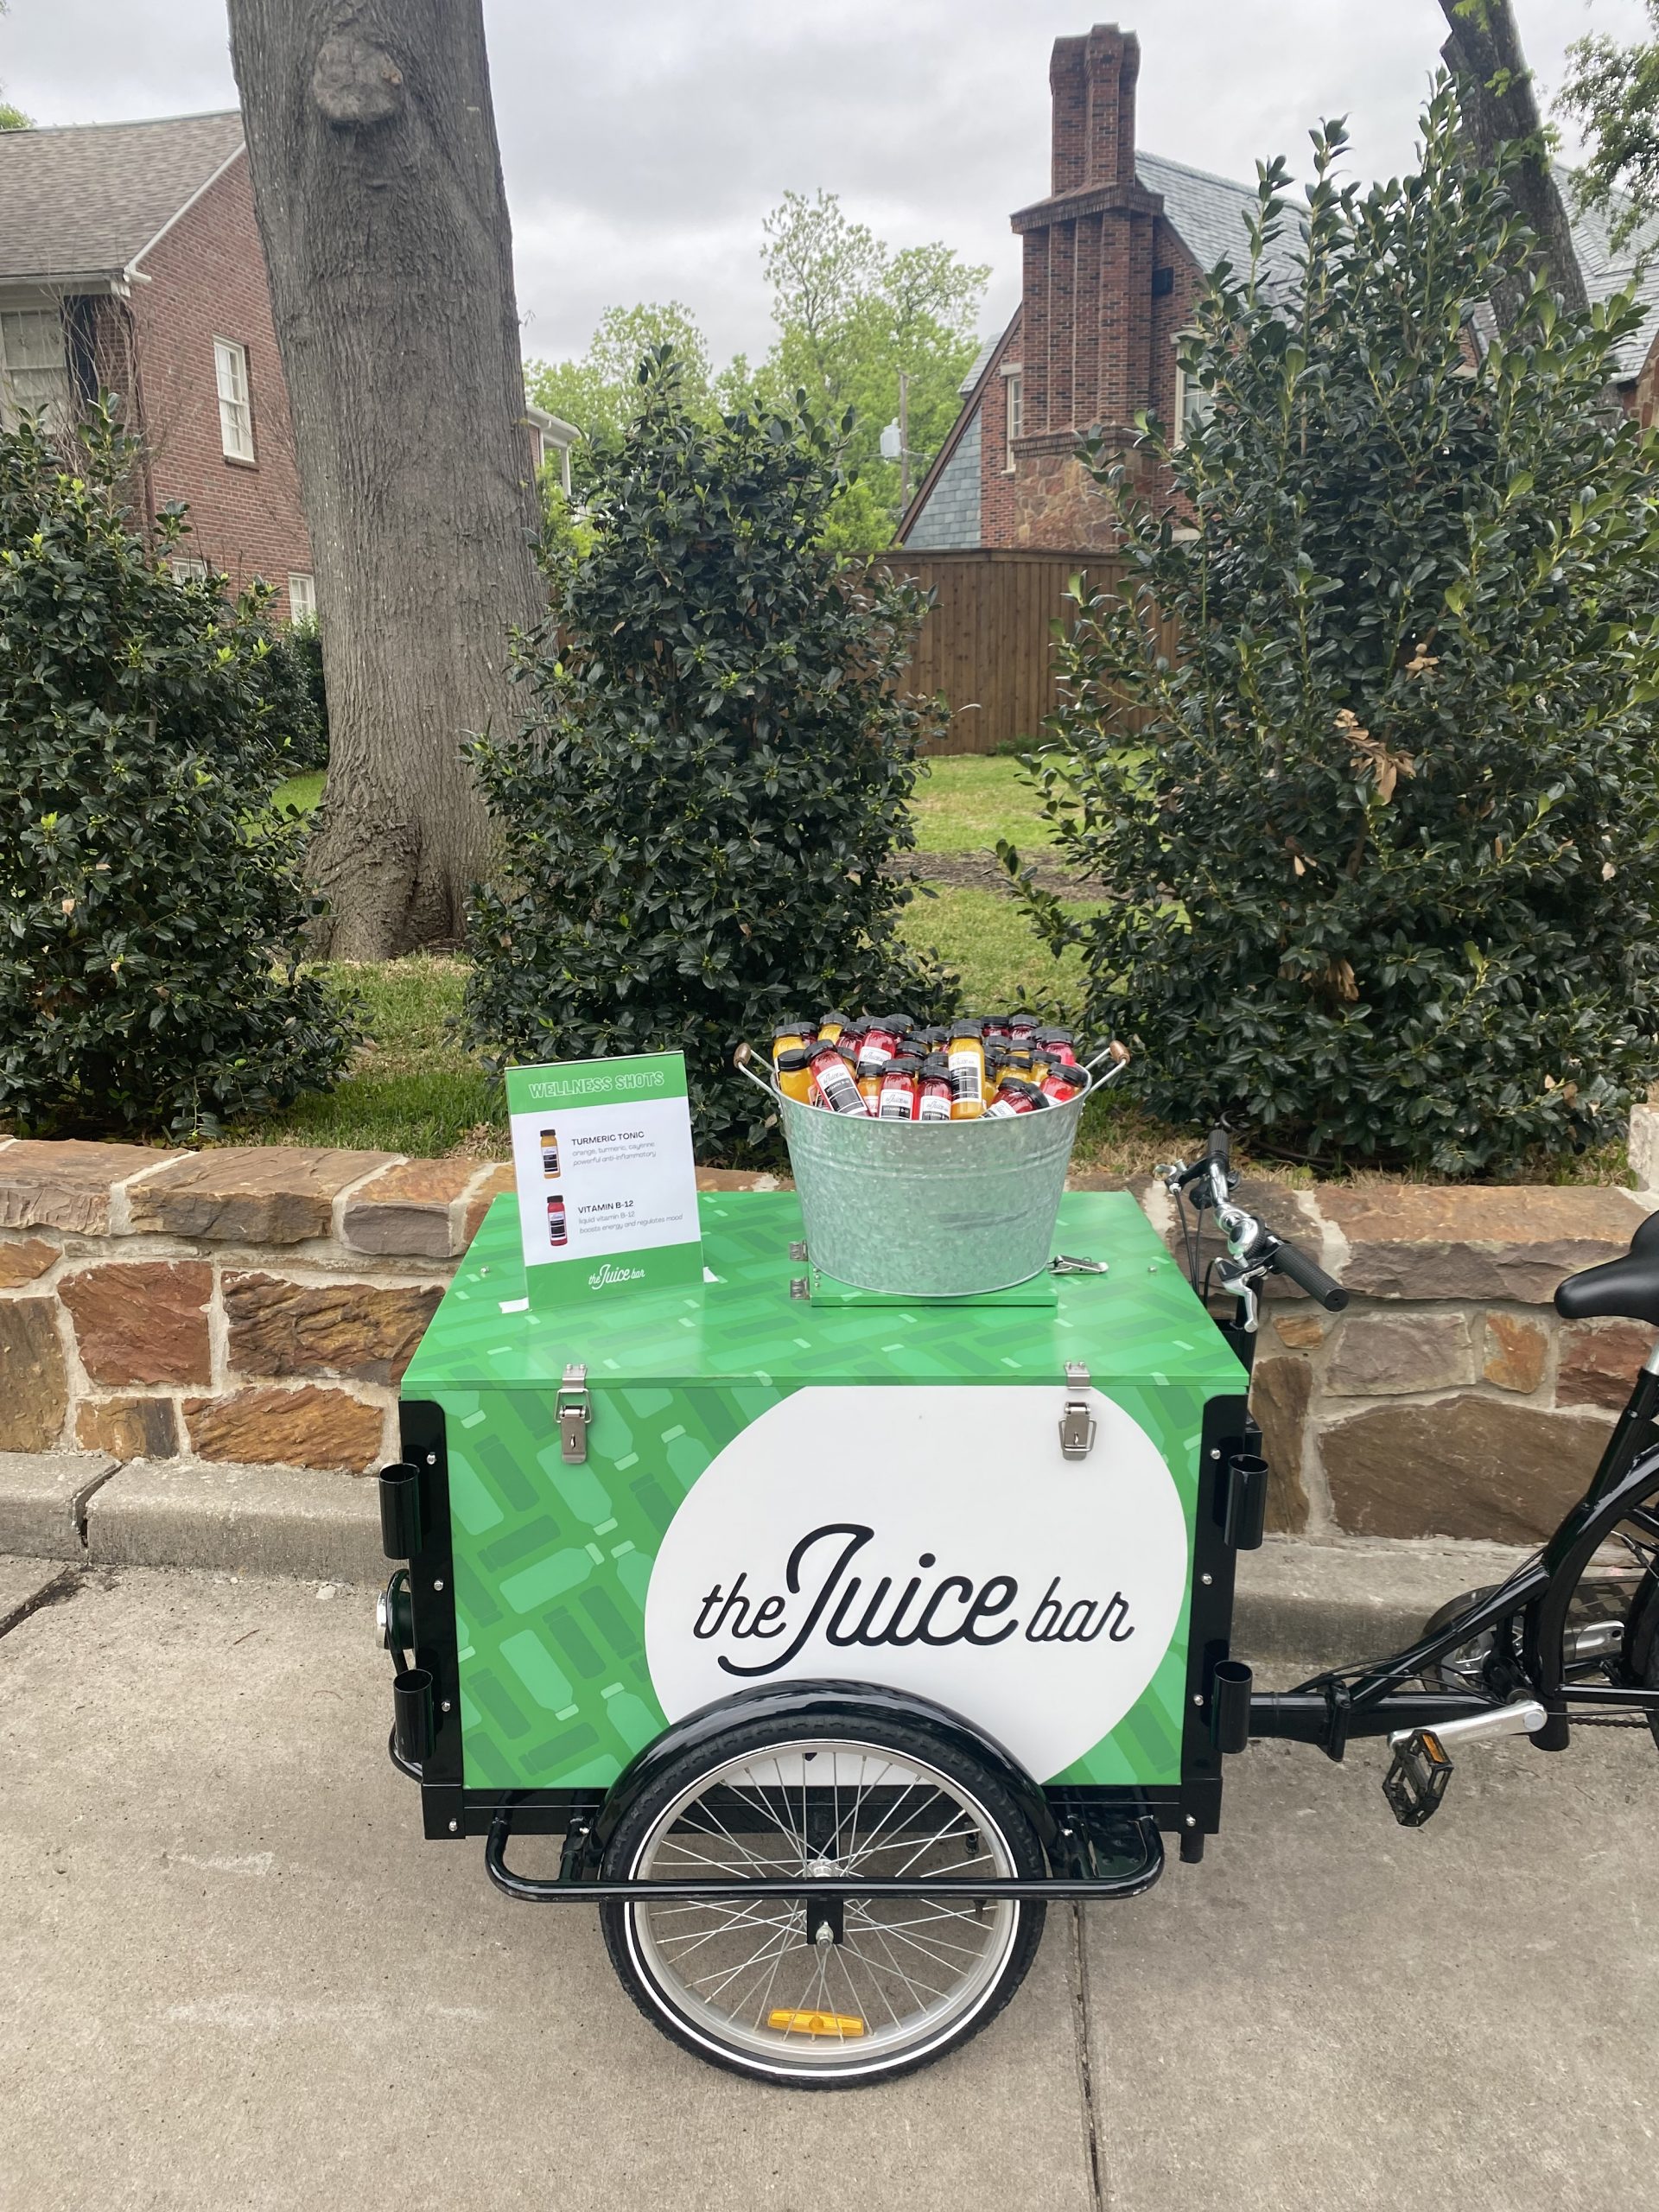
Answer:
580;1676;1059;1874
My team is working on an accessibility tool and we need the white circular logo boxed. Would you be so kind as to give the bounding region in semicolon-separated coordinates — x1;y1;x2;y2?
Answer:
644;1386;1188;1781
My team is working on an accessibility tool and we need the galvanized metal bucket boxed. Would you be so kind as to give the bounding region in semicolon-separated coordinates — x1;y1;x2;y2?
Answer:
736;1046;1122;1298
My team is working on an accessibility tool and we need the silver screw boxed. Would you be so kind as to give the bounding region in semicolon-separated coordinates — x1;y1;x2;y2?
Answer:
1200;1573;1212;1586
1210;1448;1221;1460
425;1453;435;1465
1192;1694;1202;1707
441;1700;452;1713
1185;1816;1197;1828
434;1578;445;1592
448;1820;458;1834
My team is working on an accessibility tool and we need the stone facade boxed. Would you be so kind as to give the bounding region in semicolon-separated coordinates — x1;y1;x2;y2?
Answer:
2;1135;1656;1548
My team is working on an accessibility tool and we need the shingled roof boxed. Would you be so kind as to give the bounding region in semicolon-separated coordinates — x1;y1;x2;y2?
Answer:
0;111;245;285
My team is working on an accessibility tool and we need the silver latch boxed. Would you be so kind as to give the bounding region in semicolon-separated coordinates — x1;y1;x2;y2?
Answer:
556;1363;591;1464
1058;1363;1096;1459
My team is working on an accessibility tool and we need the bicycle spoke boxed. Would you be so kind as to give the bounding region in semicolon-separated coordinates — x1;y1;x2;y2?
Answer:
631;1733;1021;2070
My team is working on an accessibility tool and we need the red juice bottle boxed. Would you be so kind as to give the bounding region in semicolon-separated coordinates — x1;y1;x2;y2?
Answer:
807;1039;869;1115
985;1078;1047;1118
918;1052;953;1122
878;1053;921;1120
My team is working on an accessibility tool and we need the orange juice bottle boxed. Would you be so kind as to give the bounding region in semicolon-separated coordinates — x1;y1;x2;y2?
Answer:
947;1023;986;1119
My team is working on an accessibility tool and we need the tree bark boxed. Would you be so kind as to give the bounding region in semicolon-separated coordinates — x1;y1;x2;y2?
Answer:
1437;0;1591;326
227;0;542;957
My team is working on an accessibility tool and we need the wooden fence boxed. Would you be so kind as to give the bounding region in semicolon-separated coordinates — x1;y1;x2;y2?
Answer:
872;546;1170;757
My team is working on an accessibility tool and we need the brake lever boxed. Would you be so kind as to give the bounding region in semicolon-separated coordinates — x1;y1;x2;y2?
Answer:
1215;1255;1262;1333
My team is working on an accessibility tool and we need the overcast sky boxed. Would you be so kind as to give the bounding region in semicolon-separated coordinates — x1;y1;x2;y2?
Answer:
1;1;1651;366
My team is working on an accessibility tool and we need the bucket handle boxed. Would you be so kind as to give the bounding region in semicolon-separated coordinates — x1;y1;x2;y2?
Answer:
736;1036;1126;1100
733;1042;780;1099
1081;1039;1132;1088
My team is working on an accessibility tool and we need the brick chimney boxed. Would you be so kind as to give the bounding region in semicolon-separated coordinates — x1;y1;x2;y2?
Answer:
1050;22;1140;194
1010;23;1162;454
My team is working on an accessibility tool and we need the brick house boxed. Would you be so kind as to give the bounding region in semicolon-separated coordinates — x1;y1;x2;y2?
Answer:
0;111;318;618
902;22;1659;552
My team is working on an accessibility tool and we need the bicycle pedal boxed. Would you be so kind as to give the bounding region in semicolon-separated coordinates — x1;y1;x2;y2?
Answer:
1382;1730;1454;1827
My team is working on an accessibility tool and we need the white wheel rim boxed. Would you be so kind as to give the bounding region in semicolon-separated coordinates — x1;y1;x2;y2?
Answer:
625;1736;1023;2075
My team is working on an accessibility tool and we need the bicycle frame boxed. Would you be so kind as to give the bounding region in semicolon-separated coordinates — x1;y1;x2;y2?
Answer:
1211;1275;1659;1759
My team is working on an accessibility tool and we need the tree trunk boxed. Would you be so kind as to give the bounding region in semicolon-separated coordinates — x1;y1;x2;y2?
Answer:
227;0;542;957
1437;0;1591;326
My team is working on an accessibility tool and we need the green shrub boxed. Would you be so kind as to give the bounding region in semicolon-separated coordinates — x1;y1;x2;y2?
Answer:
0;410;356;1137
1011;84;1659;1175
256;615;327;771
464;348;957;1157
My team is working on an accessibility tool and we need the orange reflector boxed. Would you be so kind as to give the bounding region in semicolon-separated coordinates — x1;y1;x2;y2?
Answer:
767;2007;867;2038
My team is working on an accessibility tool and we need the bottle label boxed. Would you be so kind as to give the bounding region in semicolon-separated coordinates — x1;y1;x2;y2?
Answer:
918;1088;952;1122
878;1084;913;1120
948;1045;982;1104
984;1096;1028;1118
812;1058;868;1114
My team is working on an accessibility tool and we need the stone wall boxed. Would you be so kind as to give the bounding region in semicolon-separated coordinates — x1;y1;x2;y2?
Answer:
2;1135;1655;1547
0;1141;512;1472
1175;1175;1657;1544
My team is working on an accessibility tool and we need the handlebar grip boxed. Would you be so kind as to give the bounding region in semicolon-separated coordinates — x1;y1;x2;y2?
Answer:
1205;1125;1231;1173
1269;1237;1348;1312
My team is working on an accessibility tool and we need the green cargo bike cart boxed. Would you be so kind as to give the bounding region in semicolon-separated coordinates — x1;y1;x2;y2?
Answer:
376;1183;1264;2086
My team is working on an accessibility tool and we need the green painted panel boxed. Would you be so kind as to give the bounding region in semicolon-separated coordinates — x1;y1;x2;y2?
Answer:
405;1190;1245;1394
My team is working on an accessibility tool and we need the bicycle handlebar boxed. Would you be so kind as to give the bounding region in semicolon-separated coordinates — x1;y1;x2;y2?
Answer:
1205;1125;1231;1174
1266;1236;1348;1313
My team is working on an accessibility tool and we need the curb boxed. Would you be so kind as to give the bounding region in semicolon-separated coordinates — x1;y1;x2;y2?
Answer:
0;1454;1529;1664
0;1451;381;1589
1233;1535;1528;1663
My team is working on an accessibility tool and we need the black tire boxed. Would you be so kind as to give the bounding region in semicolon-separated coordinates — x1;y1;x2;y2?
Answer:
599;1699;1048;2088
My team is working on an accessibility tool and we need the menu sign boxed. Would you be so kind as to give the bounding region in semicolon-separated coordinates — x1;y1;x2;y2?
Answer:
505;1052;702;1306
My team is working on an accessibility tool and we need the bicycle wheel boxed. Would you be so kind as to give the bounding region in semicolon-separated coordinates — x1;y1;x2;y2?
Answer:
599;1700;1047;2088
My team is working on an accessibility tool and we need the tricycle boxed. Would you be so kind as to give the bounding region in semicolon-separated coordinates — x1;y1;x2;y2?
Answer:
376;1122;1659;2088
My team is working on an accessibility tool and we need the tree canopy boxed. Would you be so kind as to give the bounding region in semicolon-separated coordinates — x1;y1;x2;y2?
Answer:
524;191;988;550
1560;0;1659;251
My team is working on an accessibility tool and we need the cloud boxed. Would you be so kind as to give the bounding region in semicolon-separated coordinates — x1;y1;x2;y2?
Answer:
3;0;1649;365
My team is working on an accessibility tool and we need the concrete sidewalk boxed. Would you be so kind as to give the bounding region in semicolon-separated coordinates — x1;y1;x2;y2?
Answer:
3;1560;1655;2212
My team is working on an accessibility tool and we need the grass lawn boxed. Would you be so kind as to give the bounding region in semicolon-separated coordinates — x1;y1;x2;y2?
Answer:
900;885;1094;1015
275;753;1056;855
225;956;501;1157
276;769;325;816
909;753;1053;854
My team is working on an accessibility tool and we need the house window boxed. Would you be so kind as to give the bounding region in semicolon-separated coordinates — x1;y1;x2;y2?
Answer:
214;338;255;462
0;308;71;429
1006;371;1024;442
170;558;210;584
1172;339;1212;448
288;571;317;623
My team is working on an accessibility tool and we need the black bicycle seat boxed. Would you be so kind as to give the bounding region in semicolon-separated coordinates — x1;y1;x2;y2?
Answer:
1554;1208;1659;1325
